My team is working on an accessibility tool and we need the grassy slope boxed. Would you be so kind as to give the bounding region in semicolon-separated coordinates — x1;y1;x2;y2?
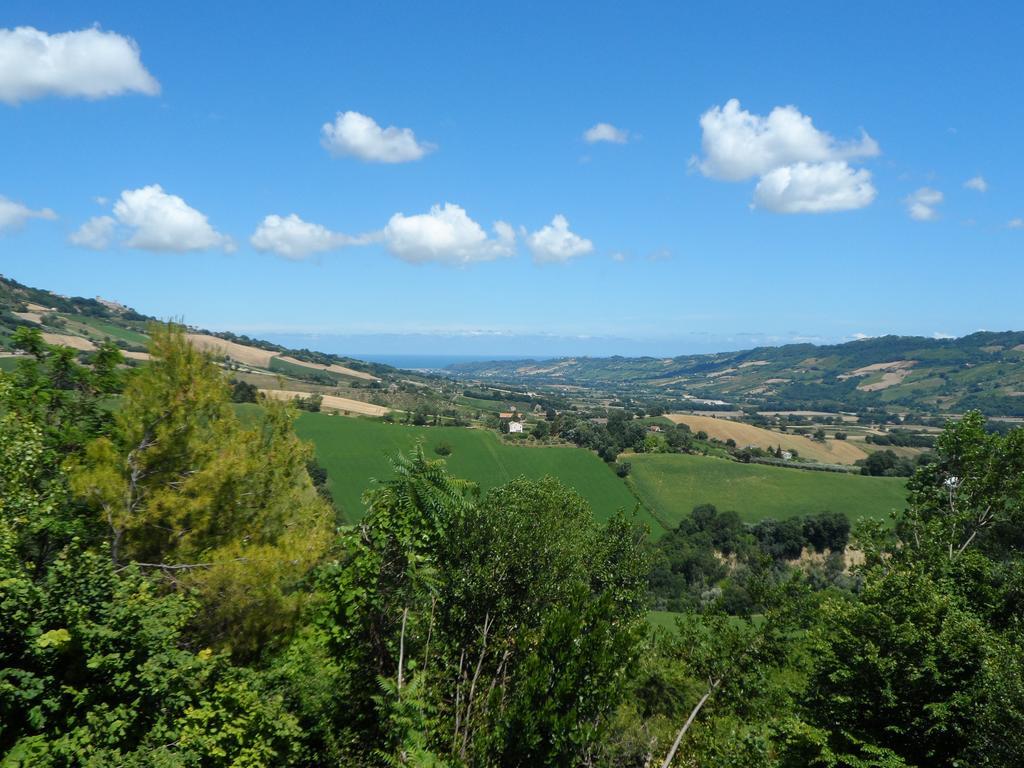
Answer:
293;414;647;527
66;315;149;345
629;453;907;535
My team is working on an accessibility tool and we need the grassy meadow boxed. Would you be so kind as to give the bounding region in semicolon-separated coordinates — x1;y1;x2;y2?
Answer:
292;413;647;526
629;452;907;535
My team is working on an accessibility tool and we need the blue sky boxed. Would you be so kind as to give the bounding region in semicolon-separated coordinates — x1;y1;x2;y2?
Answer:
1;1;1022;357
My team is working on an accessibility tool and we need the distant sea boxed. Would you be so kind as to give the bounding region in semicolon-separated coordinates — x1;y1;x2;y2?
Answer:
356;354;539;371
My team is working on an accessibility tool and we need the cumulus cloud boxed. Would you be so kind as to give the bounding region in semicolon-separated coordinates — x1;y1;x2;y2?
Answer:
0;25;159;104
753;161;876;213
250;213;378;260
0;195;56;233
1009;218;1024;229
583;122;629;144
695;99;878;181
321;111;433;163
905;187;943;221
383;203;515;265
72;185;234;252
526;215;594;264
69;215;116;249
963;176;988;192
693;98;878;213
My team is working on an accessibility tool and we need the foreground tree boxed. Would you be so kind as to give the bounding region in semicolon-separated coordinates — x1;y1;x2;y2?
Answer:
321;449;649;766
798;412;1024;767
66;324;333;656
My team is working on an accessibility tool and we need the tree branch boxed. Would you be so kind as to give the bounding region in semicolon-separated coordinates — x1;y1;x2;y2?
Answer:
660;678;721;768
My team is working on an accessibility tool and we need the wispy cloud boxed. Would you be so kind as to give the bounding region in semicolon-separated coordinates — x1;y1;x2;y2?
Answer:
905;187;943;221
583;122;629;144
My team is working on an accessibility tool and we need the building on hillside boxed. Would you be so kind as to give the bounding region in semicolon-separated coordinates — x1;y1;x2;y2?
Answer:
508;421;524;433
647;425;663;432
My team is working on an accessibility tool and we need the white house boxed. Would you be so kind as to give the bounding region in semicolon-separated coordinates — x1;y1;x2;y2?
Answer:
508;421;524;433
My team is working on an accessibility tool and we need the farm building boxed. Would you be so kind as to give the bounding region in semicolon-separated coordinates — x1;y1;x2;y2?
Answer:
508;421;524;433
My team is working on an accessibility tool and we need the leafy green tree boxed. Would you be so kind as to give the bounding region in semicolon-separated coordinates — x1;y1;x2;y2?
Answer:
66;324;333;656
800;413;1024;766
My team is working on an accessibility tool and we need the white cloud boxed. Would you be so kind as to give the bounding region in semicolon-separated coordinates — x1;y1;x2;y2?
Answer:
753;161;876;213
321;111;433;163
933;331;955;339
69;215;115;249
610;251;627;262
383;203;515;265
695;98;879;181
851;332;871;340
905;187;943;221
693;99;878;214
250;213;378;260
111;185;233;251
963;176;988;192
0;195;56;233
1009;218;1024;229
583;122;629;144
526;215;594;264
0;25;159;104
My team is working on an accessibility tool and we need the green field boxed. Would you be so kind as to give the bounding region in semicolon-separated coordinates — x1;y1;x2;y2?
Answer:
629;453;907;535
293;414;647;527
269;356;346;382
0;357;20;372
67;315;150;345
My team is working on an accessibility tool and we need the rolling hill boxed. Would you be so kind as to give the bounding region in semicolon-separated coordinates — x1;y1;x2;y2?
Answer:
447;333;1024;417
0;274;393;382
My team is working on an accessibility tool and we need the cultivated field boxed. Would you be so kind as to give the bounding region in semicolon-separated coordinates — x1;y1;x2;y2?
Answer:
292;414;647;527
664;413;867;464
40;333;96;351
186;334;277;367
277;355;379;381
260;389;391;417
629;453;907;535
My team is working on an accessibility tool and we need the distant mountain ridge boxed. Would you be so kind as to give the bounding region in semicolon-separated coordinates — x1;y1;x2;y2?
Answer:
5;273;1023;417
447;333;1024;416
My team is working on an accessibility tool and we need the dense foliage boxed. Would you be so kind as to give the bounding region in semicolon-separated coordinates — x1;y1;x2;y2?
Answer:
2;325;1022;766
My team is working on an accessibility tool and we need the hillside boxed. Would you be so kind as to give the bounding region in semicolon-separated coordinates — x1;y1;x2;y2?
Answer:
448;333;1024;416
0;274;466;417
0;273;393;376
